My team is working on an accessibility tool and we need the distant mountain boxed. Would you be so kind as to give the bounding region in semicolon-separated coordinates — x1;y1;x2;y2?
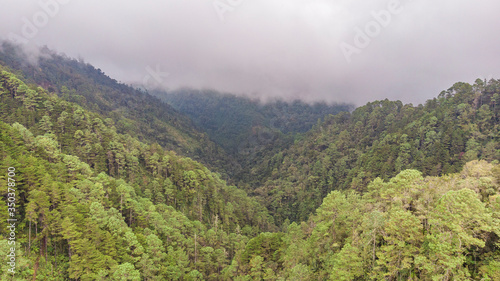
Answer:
155;88;353;187
0;41;237;178
253;78;500;223
1;41;499;280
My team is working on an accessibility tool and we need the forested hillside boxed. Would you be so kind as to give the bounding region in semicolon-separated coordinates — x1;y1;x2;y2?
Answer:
0;67;274;280
160;88;351;153
240;161;500;280
252;79;500;224
158;88;352;186
1;43;499;280
0;42;236;178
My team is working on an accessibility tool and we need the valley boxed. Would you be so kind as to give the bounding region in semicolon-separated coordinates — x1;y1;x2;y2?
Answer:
0;42;499;280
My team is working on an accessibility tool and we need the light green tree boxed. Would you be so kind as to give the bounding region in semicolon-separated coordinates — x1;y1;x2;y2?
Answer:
112;263;141;281
375;208;423;280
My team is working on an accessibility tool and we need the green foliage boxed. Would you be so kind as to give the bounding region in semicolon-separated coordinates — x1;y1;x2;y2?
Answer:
160;88;351;153
281;163;500;280
254;79;500;224
0;68;275;280
0;41;235;179
112;263;140;281
1;43;500;280
159;88;353;190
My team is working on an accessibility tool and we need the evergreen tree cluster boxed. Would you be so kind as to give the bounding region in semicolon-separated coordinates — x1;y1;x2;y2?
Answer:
0;42;499;280
266;161;500;280
158;88;352;189
0;67;274;280
0;42;236;179
253;78;500;224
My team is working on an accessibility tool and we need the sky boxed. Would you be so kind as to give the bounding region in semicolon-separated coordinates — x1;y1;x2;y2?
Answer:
1;0;499;106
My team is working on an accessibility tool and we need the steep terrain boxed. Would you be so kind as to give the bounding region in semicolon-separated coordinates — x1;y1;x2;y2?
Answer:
158;88;352;187
0;66;274;280
0;43;499;280
159;88;352;153
233;161;500;280
0;42;237;178
252;79;500;223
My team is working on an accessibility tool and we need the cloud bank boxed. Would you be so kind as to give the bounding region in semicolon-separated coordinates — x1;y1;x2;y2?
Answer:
1;0;499;105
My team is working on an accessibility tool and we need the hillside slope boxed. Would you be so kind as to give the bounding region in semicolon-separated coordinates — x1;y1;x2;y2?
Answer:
1;45;500;280
253;79;500;223
160;88;352;153
0;42;237;178
231;161;500;280
158;88;352;187
0;67;275;279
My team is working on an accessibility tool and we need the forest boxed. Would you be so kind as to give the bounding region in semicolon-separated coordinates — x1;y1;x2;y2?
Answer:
0;42;499;280
157;88;352;189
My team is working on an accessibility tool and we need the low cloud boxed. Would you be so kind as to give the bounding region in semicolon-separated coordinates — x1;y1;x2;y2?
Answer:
1;0;499;105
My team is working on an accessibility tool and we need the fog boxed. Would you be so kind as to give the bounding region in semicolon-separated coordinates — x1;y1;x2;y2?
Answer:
1;0;499;105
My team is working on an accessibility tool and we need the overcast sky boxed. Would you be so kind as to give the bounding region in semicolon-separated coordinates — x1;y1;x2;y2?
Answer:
1;0;499;105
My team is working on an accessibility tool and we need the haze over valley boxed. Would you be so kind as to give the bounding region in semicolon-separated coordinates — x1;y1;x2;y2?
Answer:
1;1;500;280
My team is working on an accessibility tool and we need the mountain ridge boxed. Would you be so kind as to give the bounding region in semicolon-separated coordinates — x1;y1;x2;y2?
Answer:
0;41;238;179
1;42;499;280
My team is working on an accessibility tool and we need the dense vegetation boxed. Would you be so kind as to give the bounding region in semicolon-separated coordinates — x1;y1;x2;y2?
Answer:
0;67;274;280
158;88;352;187
160;88;351;153
1;43;500;280
246;161;500;280
0;42;236;179
252;79;500;224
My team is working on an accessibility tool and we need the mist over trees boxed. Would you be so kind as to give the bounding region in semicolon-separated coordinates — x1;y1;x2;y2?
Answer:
0;43;500;280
